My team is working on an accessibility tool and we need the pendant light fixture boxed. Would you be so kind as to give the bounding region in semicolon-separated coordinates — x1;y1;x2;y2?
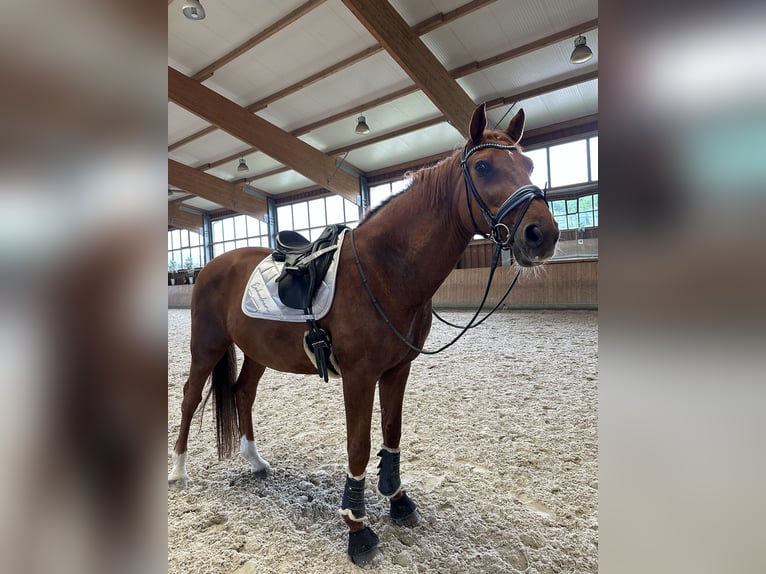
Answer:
570;35;593;64
182;1;206;21
355;114;370;135
237;158;249;172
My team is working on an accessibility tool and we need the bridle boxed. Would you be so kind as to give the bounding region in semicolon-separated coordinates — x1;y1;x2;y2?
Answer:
350;141;549;355
459;141;546;249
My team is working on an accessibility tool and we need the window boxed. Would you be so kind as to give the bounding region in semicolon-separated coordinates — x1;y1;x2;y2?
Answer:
210;213;270;258
292;202;309;232
369;183;393;211
276;205;293;230
525;134;598;188
549;194;598;231
326;195;345;225
524;147;549;189
168;228;204;271
369;177;411;212
549;140;589;187
521;133;598;260
275;195;360;240
307;198;327;240
589;136;598;181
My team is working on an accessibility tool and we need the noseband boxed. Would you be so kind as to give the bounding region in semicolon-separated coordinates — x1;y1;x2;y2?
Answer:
460;142;546;248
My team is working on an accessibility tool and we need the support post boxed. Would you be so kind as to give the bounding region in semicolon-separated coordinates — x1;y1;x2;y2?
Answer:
358;175;370;220
266;197;278;248
202;213;214;264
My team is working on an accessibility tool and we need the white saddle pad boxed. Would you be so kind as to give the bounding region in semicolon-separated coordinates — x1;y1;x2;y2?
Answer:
241;229;346;322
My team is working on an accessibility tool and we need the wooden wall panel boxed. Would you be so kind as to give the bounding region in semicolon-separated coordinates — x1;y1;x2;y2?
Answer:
434;258;597;309
168;284;193;308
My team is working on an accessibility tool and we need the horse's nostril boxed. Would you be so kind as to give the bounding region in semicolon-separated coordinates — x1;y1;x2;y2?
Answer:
525;224;544;248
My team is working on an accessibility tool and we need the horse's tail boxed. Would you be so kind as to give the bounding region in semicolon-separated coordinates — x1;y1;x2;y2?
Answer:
211;343;239;460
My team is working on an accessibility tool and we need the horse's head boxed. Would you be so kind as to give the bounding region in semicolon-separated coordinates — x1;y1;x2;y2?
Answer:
459;103;559;267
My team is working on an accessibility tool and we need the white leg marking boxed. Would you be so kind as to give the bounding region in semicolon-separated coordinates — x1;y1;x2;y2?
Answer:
168;452;189;488
347;469;366;481
240;436;271;473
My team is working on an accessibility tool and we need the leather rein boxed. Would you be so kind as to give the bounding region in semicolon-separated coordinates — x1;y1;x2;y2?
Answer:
350;142;547;355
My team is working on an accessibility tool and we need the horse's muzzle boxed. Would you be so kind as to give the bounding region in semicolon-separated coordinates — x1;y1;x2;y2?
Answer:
514;221;559;266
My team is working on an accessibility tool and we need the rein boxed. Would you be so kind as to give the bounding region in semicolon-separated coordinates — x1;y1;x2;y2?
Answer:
350;143;546;355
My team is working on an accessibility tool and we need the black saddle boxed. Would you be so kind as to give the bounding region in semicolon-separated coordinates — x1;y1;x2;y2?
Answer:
273;224;347;311
274;230;312;256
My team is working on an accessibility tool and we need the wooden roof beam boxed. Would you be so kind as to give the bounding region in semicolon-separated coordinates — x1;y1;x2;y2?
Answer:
168;203;203;233
413;0;498;35
341;0;475;138
169;66;359;202
168;158;268;218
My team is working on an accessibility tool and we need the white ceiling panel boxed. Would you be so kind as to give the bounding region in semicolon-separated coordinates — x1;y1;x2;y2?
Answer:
203;0;376;110
169;129;249;168
255;51;414;132
249;170;317;196
168;0;309;76
298;92;441;153
178;196;224;212
205;151;285;182
349;123;464;172
168;102;210;145
503;79;598;134
533;79;598;126
388;0;467;27
456;35;598;105
420;0;597;70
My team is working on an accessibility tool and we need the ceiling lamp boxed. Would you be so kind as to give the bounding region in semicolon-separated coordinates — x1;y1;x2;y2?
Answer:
237;158;249;172
182;1;206;21
355;114;370;135
570;35;593;64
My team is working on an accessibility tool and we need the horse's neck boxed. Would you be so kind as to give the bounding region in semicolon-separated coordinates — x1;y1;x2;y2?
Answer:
356;168;471;306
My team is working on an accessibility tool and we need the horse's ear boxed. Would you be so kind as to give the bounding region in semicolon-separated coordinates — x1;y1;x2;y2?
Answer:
469;103;487;144
505;108;526;144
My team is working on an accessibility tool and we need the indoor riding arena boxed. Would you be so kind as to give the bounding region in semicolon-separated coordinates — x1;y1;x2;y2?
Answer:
168;1;599;573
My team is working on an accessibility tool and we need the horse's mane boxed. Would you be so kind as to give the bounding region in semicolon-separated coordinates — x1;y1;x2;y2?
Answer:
358;129;522;227
358;151;462;227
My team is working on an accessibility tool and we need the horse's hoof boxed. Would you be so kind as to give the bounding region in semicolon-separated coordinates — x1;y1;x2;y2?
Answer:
390;491;421;527
348;526;383;569
167;477;188;490
349;546;384;569
392;507;422;527
251;467;271;479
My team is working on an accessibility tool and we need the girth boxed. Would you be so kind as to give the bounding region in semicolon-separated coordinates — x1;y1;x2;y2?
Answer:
273;223;347;382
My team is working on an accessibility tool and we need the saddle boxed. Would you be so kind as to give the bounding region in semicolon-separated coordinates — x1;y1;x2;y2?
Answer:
272;223;347;382
273;224;347;311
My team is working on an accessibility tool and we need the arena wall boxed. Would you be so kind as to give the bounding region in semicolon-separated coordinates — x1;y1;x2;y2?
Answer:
168;258;597;310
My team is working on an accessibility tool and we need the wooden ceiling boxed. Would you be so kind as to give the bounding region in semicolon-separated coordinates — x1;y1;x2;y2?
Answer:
168;0;598;231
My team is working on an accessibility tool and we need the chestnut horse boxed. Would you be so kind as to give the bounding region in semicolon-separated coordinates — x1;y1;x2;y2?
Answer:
168;103;559;568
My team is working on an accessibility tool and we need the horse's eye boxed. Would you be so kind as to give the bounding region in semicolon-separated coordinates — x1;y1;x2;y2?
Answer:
475;160;491;175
